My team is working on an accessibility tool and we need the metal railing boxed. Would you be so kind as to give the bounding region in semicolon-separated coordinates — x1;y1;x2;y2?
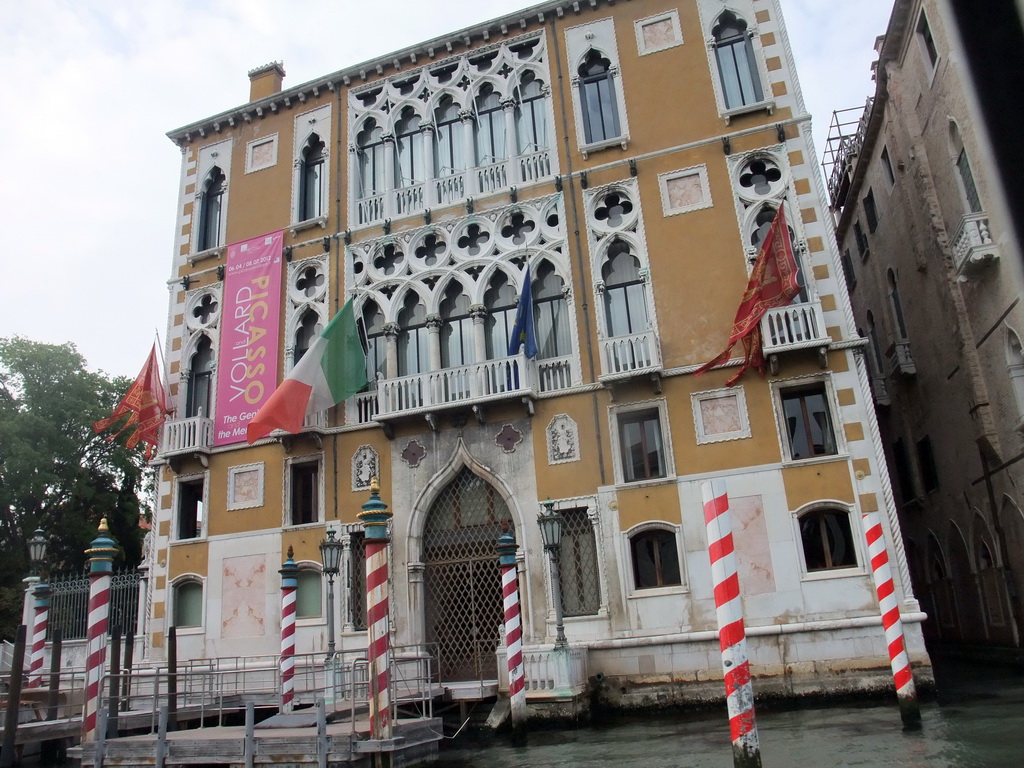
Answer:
162;415;214;455
48;569;140;641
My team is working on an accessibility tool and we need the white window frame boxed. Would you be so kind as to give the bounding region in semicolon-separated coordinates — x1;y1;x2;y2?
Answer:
172;471;209;543
770;375;848;466
658;164;713;217
245;134;279;174
291;105;332;232
284;453;325;528
170;575;206;633
699;2;775;122
565;17;631;156
191;139;231;259
547;496;609;619
791;501;866;582
692;387;751;444
622;520;688;597
226;462;265;511
609;397;675;487
294;562;326;625
634;9;683;56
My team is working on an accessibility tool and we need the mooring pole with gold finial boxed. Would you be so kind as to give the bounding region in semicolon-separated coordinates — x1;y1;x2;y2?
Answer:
358;477;393;754
83;518;118;742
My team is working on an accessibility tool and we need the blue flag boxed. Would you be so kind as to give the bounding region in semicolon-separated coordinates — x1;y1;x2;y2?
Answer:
508;264;538;358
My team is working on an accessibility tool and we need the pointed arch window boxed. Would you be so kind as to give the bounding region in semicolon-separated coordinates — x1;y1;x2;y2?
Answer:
197;167;225;252
434;97;467;177
397;292;429;377
515;71;549;154
484;271;519;360
602;240;649;338
578;50;621;144
298;133;325;221
887;269;909;340
440;283;475;368
294;309;320;366
395;109;426;189
949;122;981;213
534;261;570;359
186;335;214;419
356;120;385;198
474;85;507;166
362;301;387;385
712;12;764;110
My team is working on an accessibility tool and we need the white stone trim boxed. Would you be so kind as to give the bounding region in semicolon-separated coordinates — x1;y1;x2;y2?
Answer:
171;470;210;543
692;386;751;444
696;0;775;122
620;519;688;595
790;499;868;581
283;453;325;527
168;574;206;633
191;139;232;255
245;133;279;174
564;17;631;156
226;462;265;511
769;373;849;466
291;104;332;226
658;163;713;217
608;397;675;487
634;9;683;56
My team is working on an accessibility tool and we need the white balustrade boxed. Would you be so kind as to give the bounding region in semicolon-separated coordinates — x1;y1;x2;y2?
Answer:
518;149;551;184
951;213;998;275
537;356;573;392
761;301;829;353
356;193;385;226
600;329;661;378
162;415;214;455
354;392;379;424
393;183;425;216
302;410;327;430
476;160;509;195
887;339;916;377
376;354;535;417
434;173;466;206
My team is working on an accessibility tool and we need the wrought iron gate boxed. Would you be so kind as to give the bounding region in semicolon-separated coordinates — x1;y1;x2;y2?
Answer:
423;467;510;682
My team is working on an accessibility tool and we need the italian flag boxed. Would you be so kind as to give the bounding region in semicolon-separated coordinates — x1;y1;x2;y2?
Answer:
247;299;368;443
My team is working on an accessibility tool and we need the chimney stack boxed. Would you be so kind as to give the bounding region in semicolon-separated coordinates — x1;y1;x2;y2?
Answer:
248;61;286;102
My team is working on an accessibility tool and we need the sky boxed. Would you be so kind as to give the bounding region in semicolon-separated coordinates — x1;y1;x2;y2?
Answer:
0;0;894;380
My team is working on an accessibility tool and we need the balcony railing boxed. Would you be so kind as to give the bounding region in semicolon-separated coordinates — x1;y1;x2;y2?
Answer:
537;355;573;393
162;415;214;455
888;339;916;377
394;182;426;217
496;645;589;698
354;391;379;425
302;409;327;431
356;192;385;226
870;374;891;407
519;148;552;184
951;213;999;276
376;353;536;418
599;329;662;381
476;159;509;195
435;172;466;206
761;301;830;354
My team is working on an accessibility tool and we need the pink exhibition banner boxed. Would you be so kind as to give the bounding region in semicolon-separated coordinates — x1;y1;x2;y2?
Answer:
214;231;284;446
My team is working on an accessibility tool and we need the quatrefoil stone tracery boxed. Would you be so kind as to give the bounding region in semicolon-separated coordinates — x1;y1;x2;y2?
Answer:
594;191;634;228
738;157;783;198
295;266;324;298
500;212;536;245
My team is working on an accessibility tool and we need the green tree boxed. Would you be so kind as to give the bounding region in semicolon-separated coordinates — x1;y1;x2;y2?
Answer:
0;337;149;640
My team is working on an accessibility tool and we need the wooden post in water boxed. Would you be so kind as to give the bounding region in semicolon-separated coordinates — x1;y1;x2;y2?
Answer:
167;626;178;732
0;625;27;768
41;629;65;765
83;519;118;743
244;702;255;768
701;480;762;768
279;549;298;713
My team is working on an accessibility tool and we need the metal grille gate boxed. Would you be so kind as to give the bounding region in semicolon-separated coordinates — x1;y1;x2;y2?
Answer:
423;468;511;682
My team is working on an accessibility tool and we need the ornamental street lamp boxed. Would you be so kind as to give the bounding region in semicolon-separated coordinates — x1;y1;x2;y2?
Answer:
537;500;567;649
28;528;48;578
319;529;342;660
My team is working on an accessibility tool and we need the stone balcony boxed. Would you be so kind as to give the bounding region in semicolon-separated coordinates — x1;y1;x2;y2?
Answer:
161;414;214;457
887;339;916;377
598;329;663;384
951;213;1000;276
761;300;831;373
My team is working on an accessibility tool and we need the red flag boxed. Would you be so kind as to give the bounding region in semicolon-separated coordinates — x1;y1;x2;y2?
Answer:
695;206;802;386
93;344;169;459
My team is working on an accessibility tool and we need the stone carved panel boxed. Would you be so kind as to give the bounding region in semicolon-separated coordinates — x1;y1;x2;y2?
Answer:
730;495;775;595
547;414;580;464
352;445;379;490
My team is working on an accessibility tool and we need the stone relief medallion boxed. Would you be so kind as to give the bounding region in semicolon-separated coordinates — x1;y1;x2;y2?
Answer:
401;439;426;468
547;414;580;464
352;445;379;490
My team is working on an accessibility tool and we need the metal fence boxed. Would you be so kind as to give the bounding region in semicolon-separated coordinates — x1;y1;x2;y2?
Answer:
47;567;140;641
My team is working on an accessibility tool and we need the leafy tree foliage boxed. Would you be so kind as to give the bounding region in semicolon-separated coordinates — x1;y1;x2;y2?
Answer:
0;337;149;640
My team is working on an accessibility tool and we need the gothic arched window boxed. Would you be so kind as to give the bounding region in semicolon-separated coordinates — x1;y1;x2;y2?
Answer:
515;71;549;154
197;167;225;252
186;335;214;419
602;240;649;338
534;261;570;359
577;50;620;144
298;133;325;221
484;271;519;359
397;292;429;377
356;120;385;198
712;11;764;110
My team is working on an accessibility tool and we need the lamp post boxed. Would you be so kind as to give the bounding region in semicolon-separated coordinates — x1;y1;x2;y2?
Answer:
537;500;567;649
319;529;342;660
27;528;49;688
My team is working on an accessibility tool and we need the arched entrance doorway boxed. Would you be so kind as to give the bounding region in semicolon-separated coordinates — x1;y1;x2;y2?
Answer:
422;467;511;681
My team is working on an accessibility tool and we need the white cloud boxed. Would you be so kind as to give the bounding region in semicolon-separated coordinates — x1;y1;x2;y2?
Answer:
0;0;893;377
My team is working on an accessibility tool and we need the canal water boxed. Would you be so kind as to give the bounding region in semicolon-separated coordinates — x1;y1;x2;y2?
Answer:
439;657;1024;767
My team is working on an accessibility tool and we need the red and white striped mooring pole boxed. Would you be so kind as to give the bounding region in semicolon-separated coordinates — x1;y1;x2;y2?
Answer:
701;479;762;768
497;524;527;732
862;511;920;727
83;518;118;742
358;477;393;753
28;580;50;688
279;548;298;713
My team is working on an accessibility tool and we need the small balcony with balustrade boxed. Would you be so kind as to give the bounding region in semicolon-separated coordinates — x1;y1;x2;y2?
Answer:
597;329;663;390
951;213;1000;277
161;412;215;470
760;300;832;374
